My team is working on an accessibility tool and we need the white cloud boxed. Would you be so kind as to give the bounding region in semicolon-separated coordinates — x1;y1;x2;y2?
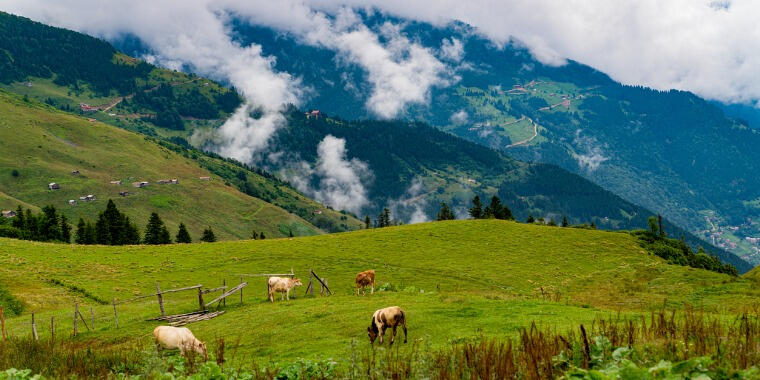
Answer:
319;0;760;105
450;110;469;125
387;178;430;224
573;130;609;172
440;37;464;62
288;135;371;215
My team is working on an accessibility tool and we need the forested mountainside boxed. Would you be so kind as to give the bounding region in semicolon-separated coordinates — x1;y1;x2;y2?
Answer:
226;16;760;265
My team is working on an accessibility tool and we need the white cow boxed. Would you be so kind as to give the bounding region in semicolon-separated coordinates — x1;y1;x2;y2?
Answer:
267;276;302;302
153;326;207;360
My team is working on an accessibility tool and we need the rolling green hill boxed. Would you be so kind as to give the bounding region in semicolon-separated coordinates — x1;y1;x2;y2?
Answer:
0;220;757;365
0;90;360;240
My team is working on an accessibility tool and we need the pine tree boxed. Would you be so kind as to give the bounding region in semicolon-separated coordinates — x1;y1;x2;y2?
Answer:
85;222;97;244
379;208;391;227
259;232;265;240
11;205;24;229
251;230;259;240
657;214;665;238
95;213;111;245
159;225;172;244
561;216;569;227
526;214;535;223
488;196;513;220
144;212;167;245
60;214;71;243
40;205;61;241
648;216;659;236
436;202;456;221
364;215;371;229
547;218;557;227
123;217;141;244
289;229;294;237
175;223;192;243
590;221;597;229
469;195;483;219
103;200;124;245
24;208;36;238
200;227;216;242
75;218;87;244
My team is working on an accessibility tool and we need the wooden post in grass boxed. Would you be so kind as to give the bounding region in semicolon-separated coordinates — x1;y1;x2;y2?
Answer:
31;312;38;341
156;282;165;317
112;298;119;329
50;316;55;343
197;287;205;312
239;277;244;304
90;307;95;331
222;279;226;307
73;303;78;337
0;306;6;341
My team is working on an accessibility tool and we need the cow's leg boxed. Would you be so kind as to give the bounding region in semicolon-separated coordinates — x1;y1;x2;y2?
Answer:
371;283;374;294
281;291;284;301
379;326;387;344
286;288;290;301
402;320;408;343
390;325;397;345
269;289;274;303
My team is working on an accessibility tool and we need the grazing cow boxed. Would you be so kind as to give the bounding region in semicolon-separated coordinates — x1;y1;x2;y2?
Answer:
267;276;302;302
153;326;207;360
367;306;407;345
355;270;375;296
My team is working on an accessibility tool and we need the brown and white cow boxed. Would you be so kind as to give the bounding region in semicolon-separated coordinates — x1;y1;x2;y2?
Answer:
267;276;302;302
355;269;375;296
367;306;407;345
153;326;208;360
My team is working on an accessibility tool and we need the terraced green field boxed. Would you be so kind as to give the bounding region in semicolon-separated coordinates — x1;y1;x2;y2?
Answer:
1;220;757;364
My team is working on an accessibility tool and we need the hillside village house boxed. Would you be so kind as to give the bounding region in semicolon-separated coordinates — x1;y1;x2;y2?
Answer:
119;191;129;197
1;210;16;218
68;199;77;206
79;195;96;202
132;181;149;188
199;176;211;181
157;179;179;185
48;182;60;190
305;110;323;119
110;180;122;185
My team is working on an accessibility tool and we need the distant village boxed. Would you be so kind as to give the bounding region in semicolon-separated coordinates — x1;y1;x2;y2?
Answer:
701;212;760;260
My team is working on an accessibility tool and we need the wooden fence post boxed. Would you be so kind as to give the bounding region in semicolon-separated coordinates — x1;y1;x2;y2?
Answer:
198;287;205;312
31;312;38;341
239;277;243;304
0;306;6;341
50;316;55;343
90;307;95;331
156;282;165;317
112;298;119;329
222;279;226;307
73;303;78;337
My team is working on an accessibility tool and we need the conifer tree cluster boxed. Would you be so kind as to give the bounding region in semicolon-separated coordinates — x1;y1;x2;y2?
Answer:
468;195;513;220
0;205;71;242
376;208;392;228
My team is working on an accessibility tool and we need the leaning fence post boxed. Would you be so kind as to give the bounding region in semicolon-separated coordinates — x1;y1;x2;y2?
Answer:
156;282;165;317
51;316;55;342
112;298;119;329
90;307;95;331
198;287;205;312
73;303;78;337
0;305;6;341
31;312;38;341
239;276;244;304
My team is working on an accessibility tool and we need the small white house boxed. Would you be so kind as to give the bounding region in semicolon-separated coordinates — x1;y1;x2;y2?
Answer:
199;176;211;181
132;181;149;188
110;180;122;185
48;182;60;190
68;200;77;206
1;210;16;218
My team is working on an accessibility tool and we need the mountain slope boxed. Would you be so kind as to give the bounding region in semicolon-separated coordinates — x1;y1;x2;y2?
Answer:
224;17;760;265
0;90;359;240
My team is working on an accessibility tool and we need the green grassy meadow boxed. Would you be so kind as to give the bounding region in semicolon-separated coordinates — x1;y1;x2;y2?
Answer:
0;90;360;240
1;220;757;366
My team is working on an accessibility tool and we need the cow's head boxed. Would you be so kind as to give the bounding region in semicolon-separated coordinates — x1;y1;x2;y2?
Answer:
292;278;303;287
367;318;379;344
196;340;208;361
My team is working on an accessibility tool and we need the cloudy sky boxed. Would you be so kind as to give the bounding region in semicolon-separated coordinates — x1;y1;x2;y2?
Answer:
3;0;758;214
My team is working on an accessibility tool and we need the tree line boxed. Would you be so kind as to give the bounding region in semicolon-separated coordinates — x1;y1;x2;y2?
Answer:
0;201;218;245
